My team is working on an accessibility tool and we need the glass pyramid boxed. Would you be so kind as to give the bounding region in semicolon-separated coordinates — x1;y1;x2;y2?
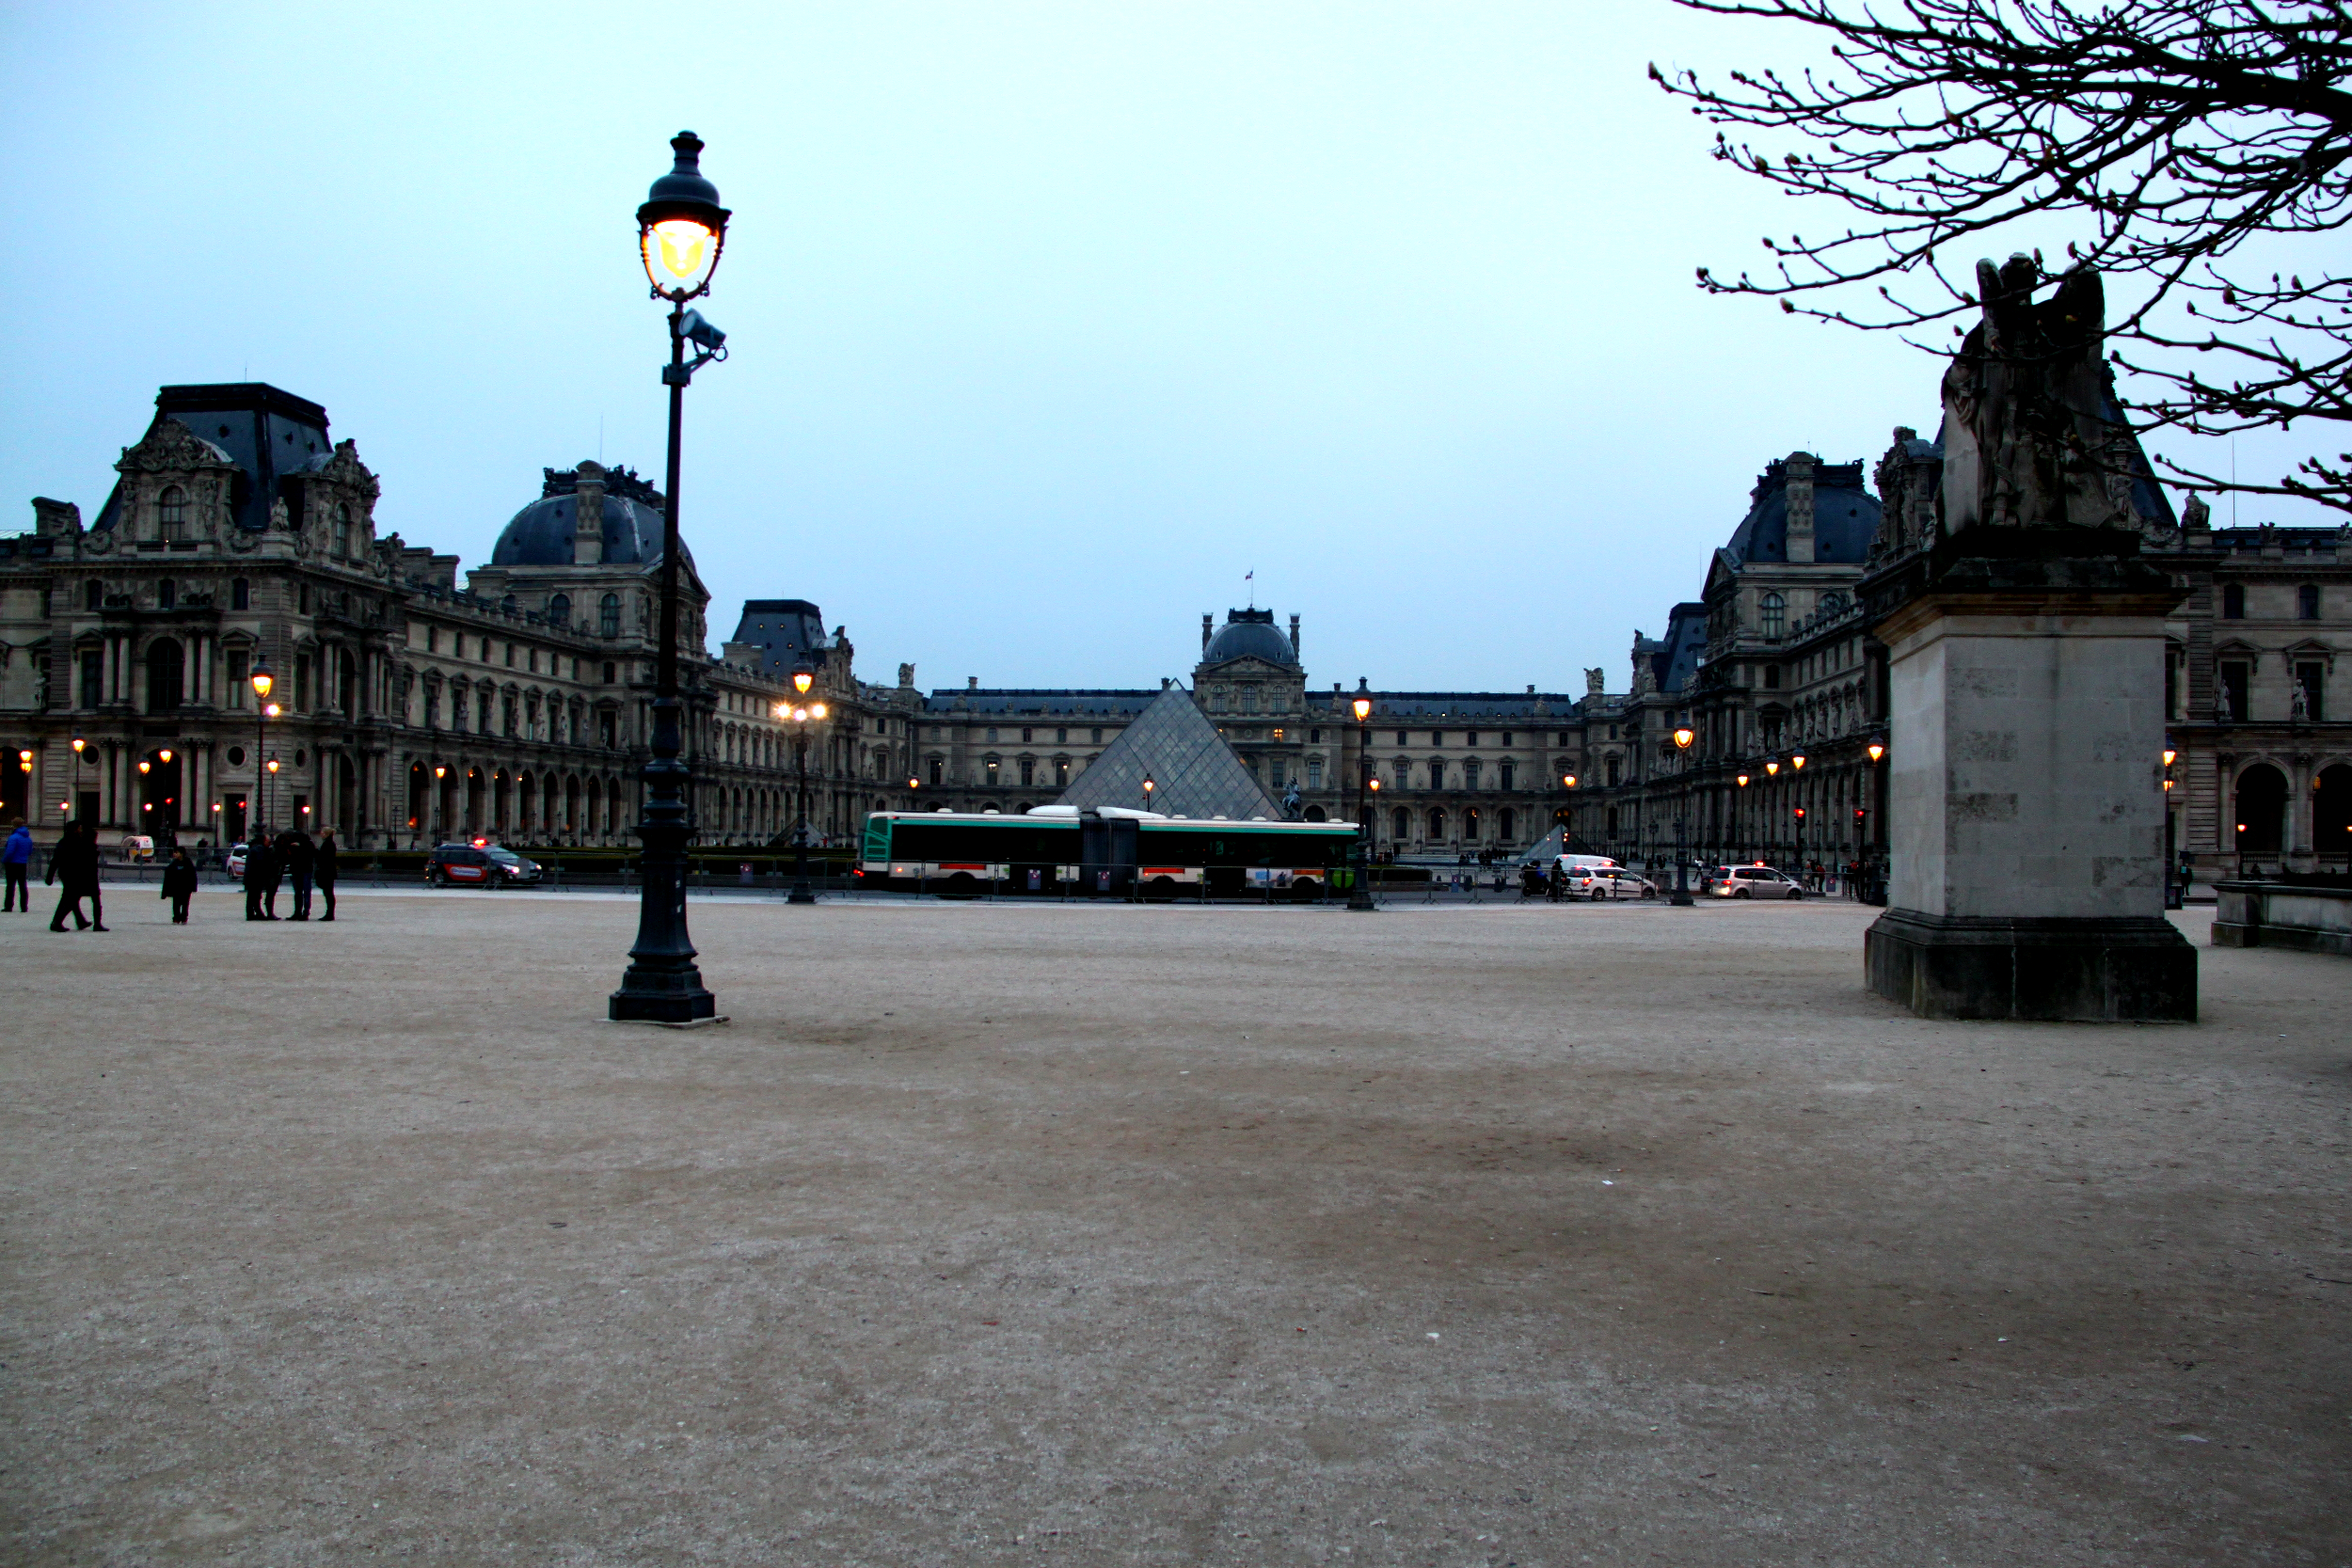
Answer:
1056;684;1280;820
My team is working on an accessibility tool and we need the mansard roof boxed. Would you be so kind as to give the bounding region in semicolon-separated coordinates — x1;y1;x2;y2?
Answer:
923;689;1162;719
93;383;336;535
729;599;828;678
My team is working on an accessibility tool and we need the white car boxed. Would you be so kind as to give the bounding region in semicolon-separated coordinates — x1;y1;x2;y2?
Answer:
1710;863;1804;899
226;842;249;879
119;833;155;863
1599;868;1660;898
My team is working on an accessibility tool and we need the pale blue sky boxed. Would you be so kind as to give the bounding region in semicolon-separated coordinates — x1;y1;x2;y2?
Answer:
1;3;2311;691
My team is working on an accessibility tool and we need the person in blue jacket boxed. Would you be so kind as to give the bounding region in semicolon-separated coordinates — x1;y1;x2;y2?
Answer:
2;817;31;912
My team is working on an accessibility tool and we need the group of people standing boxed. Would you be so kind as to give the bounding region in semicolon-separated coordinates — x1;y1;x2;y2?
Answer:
0;816;342;929
241;827;339;922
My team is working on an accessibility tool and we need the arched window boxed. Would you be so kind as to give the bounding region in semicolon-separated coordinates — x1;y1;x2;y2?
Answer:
1428;807;1447;840
501;594;517;616
333;503;353;558
599;594;621;637
2234;764;2288;855
1464;806;1482;840
548;593;570;626
1759;592;1786;640
2222;582;2246;619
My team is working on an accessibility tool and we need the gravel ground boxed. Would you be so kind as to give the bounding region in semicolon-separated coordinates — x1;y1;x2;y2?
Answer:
1;890;2345;1566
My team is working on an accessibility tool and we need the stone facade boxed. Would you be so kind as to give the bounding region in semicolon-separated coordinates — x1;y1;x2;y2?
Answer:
0;385;913;850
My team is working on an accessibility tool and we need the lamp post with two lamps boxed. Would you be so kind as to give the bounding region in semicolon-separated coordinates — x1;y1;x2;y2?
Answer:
248;657;277;835
1789;751;1808;883
777;667;827;905
612;131;731;1023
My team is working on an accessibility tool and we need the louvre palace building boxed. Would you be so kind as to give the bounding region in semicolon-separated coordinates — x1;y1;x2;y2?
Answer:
4;383;2345;878
0;384;924;851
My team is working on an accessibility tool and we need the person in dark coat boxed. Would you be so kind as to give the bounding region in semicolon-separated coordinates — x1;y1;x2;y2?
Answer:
314;828;340;921
45;819;105;931
161;847;199;924
242;829;265;920
284;828;316;920
246;829;281;921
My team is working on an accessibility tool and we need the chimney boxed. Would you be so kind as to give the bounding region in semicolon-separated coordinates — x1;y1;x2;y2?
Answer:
573;462;606;565
31;498;80;536
1784;451;1817;564
1289;614;1300;657
1202;613;1213;652
967;675;978;689
1527;684;1535;694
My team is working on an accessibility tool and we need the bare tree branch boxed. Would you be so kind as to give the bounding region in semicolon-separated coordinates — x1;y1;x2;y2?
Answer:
1656;0;2352;514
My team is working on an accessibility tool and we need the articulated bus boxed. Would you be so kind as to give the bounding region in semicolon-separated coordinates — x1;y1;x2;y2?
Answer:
860;805;1359;898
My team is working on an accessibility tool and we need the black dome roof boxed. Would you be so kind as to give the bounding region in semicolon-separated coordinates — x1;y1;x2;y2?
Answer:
491;466;687;569
1724;458;1881;565
1202;609;1297;668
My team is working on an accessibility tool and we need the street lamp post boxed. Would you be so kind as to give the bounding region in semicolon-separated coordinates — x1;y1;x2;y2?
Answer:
612;131;730;1024
1866;735;1887;904
779;667;826;905
1348;692;1376;911
1790;752;1808;886
248;657;275;837
1669;724;1695;905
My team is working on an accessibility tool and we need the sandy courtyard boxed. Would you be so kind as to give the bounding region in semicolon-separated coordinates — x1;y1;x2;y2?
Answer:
1;888;2345;1565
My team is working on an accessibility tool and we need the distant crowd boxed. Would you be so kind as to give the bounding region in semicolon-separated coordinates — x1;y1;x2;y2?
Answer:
0;818;341;931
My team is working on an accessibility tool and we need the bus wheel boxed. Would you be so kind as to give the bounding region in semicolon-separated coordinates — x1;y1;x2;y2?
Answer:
944;872;979;899
1146;876;1178;901
1289;879;1320;902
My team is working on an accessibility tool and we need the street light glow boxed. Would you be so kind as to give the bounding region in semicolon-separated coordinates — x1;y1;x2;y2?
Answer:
1352;696;1372;722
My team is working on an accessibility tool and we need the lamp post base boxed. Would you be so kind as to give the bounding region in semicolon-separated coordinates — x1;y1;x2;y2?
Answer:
609;970;719;1023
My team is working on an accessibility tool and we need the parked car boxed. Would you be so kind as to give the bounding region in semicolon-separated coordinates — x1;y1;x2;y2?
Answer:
1599;867;1660;898
119;833;155;863
1709;863;1804;899
1560;864;1616;899
226;841;249;879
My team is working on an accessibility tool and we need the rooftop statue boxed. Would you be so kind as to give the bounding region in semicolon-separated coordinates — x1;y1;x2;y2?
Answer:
1940;255;2141;537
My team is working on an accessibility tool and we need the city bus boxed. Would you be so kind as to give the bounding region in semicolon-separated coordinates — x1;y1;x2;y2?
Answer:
860;805;1359;898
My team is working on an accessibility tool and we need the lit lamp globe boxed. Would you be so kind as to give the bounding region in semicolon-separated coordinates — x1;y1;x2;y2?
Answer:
639;133;731;303
1867;736;1887;765
792;668;815;697
1791;752;1807;771
1764;755;1781;778
1673;725;1694;750
1351;696;1372;723
249;657;274;703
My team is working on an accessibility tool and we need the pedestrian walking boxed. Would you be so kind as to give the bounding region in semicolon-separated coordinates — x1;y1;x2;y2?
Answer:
314;827;340;921
285;827;316;920
45;819;105;931
3;816;30;912
161;846;198;924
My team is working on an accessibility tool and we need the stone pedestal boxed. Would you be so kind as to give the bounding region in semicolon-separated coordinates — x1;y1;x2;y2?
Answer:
1863;550;2196;1021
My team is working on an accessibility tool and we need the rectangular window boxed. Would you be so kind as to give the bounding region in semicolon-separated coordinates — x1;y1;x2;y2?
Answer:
1428;760;1444;790
1765;665;1782;689
231;578;250;611
929;758;944;785
294;653;312;712
1500;761;1516;790
2296;661;2326;722
80;648;103;708
2301;584;2322;620
1500;732;1512;746
1395;731;1407;745
1464;759;1481;789
1429;732;1443;747
1307;759;1324;789
1089;727;1102;743
1466;731;1478;746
